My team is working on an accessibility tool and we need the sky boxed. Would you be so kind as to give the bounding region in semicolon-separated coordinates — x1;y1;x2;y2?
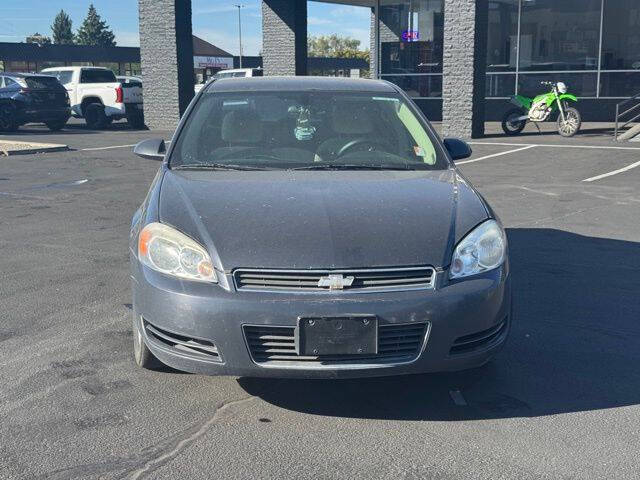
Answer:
0;0;372;55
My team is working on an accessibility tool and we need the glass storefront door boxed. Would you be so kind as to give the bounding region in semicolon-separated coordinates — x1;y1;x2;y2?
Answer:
378;0;444;99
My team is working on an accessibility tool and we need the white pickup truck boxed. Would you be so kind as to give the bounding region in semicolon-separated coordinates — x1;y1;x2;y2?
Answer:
41;66;144;129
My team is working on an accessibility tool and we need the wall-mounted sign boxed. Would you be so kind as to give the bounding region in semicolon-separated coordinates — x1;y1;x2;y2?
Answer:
193;56;233;69
402;30;420;42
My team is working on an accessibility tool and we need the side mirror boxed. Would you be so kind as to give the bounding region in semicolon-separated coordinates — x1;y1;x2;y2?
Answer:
443;138;472;161
134;138;166;160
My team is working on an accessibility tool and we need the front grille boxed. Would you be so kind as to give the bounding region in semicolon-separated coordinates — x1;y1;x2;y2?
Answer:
234;267;435;293
244;323;428;366
144;321;222;362
449;320;507;355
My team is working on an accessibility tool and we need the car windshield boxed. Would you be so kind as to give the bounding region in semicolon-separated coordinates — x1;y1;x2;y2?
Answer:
170;90;446;170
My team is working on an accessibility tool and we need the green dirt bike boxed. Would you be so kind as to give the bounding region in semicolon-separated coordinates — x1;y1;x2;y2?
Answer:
502;82;581;137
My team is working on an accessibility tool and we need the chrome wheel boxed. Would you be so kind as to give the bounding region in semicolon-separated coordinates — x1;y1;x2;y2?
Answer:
558;107;581;137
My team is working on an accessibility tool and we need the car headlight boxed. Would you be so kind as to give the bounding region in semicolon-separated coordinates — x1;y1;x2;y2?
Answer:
449;220;506;279
138;222;217;283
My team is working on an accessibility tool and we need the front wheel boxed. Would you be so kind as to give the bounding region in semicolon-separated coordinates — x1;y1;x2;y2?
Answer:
557;106;581;137
132;316;161;370
45;119;68;131
501;108;526;136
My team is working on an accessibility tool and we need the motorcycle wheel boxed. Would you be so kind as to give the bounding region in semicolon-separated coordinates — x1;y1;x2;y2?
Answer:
557;106;581;137
501;108;527;136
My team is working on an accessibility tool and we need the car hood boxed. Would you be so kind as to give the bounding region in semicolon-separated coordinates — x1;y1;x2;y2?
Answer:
158;169;489;271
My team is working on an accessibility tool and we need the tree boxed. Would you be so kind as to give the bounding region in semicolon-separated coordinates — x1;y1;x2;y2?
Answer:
25;33;52;45
308;34;369;62
51;10;74;45
75;4;116;47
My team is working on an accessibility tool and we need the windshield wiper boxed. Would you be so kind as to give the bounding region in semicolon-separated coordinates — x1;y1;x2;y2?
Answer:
173;163;272;171
291;164;414;171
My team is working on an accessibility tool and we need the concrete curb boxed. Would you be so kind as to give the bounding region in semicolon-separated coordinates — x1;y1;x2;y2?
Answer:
0;141;69;156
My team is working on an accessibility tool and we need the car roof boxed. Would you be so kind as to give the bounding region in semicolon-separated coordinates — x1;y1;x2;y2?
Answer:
208;76;399;94
2;72;57;78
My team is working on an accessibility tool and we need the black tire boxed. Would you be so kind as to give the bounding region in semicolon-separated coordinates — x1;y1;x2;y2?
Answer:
127;114;146;130
132;315;162;369
557;106;581;137
45;119;68;131
84;103;108;129
0;102;19;132
501;108;527;136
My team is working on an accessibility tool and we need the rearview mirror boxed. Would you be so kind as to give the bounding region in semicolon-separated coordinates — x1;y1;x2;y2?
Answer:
443;138;472;161
134;138;166;160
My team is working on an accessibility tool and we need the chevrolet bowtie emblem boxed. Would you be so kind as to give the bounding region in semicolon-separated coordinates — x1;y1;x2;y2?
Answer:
318;274;355;290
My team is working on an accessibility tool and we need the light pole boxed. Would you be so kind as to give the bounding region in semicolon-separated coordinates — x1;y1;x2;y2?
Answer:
234;4;244;68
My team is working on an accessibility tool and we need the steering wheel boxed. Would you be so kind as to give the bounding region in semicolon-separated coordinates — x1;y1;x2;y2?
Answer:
335;138;392;159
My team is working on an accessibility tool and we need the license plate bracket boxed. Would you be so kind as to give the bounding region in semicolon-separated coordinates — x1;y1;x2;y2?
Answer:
298;316;378;356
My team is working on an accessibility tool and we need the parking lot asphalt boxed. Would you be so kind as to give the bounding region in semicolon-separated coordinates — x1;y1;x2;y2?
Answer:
1;123;640;479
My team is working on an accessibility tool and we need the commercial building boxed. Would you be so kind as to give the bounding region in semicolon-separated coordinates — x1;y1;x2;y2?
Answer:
0;42;141;76
139;0;640;137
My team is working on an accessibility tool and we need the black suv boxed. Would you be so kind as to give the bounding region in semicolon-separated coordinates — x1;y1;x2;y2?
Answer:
0;73;71;132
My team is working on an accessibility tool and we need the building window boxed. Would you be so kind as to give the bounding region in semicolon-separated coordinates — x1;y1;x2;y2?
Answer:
487;0;519;72
486;73;516;98
4;61;37;73
38;61;65;72
93;62;120;74
379;0;444;99
601;0;640;70
518;72;598;97
600;72;640;98
379;0;443;74
519;0;601;71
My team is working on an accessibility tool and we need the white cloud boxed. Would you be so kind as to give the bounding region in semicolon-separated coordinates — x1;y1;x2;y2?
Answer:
114;30;140;47
308;16;333;26
330;6;371;20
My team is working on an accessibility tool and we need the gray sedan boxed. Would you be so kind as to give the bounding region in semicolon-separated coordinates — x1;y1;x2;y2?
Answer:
130;77;511;378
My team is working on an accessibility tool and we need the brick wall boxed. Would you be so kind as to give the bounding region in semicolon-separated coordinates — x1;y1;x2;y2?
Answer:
138;0;194;130
442;0;488;139
262;0;307;76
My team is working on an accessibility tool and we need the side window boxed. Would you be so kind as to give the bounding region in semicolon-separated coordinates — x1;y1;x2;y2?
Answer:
4;77;16;87
0;77;4;88
233;72;246;78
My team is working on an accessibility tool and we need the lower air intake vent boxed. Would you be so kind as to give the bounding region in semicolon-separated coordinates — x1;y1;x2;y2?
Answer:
244;323;428;366
144;321;222;362
449;320;507;355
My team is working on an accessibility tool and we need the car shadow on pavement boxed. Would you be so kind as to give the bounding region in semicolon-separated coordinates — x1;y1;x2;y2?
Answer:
482;125;614;139
239;228;640;421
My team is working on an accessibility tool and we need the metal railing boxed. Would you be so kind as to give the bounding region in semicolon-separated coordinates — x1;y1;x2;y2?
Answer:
614;92;640;141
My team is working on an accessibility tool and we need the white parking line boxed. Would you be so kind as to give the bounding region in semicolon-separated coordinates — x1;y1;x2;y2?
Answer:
80;144;136;151
583;160;640;182
470;141;640;151
80;140;171;152
456;145;536;165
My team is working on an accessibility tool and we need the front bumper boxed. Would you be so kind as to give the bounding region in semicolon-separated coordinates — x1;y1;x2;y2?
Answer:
131;261;511;379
